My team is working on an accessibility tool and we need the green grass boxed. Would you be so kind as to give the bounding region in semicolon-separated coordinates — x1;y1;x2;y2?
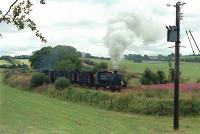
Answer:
88;58;200;82
0;71;200;133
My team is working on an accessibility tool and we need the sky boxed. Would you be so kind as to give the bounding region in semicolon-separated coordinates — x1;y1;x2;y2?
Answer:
0;0;200;57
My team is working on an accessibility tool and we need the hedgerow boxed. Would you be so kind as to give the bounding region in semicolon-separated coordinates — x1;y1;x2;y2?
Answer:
37;87;200;117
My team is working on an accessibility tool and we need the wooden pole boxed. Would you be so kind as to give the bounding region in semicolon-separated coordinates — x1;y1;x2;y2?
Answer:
174;1;180;130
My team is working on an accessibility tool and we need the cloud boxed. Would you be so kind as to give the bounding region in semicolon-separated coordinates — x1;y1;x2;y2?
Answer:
0;0;200;57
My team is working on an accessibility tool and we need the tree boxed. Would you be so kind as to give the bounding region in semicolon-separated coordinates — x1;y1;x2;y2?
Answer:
30;45;82;71
144;55;149;60
0;0;46;42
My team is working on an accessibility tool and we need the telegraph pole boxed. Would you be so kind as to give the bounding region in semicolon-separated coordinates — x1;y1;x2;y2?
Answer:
174;2;181;130
166;1;185;130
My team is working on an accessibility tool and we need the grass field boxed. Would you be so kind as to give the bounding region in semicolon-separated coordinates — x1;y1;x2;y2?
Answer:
88;58;200;82
0;71;200;134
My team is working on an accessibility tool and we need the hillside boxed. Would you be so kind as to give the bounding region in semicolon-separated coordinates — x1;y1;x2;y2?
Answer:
0;71;200;134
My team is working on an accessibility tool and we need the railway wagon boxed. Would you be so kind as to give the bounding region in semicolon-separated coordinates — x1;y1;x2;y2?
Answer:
76;71;95;87
43;70;125;91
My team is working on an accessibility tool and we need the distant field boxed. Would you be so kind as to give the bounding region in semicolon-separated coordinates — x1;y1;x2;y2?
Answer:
0;60;10;65
14;59;30;66
88;58;200;82
0;73;200;134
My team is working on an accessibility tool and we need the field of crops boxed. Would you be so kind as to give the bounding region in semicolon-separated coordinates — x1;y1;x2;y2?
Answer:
88;58;200;82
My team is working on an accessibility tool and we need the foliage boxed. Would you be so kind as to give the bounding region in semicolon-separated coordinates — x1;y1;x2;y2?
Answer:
168;61;181;82
55;77;70;90
83;59;95;66
197;78;200;83
31;72;48;87
157;70;167;84
140;69;167;85
93;62;108;72
140;68;157;85
3;69;32;88
0;0;46;42
14;55;30;59
29;45;82;71
168;61;174;82
1;85;200;133
0;63;28;70
41;86;200;117
3;70;200;117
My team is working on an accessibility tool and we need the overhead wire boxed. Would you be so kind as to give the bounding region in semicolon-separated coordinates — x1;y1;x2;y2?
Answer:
183;18;200;54
182;20;195;55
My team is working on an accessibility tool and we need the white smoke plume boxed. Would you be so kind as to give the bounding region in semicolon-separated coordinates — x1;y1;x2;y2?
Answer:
105;0;165;68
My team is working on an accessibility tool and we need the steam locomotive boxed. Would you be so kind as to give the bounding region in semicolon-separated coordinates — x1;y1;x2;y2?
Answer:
43;70;126;91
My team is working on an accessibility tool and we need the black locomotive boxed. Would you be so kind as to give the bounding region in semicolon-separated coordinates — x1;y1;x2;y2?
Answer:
43;70;126;91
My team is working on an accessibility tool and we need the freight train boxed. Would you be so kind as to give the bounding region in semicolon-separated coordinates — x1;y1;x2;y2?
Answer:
43;70;126;91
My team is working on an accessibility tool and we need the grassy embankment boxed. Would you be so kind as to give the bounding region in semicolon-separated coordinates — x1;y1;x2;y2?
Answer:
1;69;200;134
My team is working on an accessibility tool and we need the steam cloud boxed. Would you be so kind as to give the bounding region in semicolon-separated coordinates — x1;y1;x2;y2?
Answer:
105;1;165;68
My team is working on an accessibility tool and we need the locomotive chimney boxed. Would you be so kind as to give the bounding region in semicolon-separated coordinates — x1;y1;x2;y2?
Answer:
114;70;117;74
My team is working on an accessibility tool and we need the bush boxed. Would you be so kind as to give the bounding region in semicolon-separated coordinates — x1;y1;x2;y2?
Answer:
196;78;200;83
140;68;157;85
140;69;168;85
31;73;48;87
157;70;167;84
55;77;70;90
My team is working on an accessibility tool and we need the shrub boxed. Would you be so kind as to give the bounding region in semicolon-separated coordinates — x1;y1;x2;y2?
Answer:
140;68;157;85
31;73;48;87
3;70;14;81
55;77;70;90
157;70;167;84
140;69;168;85
196;78;200;83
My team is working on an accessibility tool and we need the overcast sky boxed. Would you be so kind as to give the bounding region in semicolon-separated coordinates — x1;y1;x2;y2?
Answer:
0;0;200;56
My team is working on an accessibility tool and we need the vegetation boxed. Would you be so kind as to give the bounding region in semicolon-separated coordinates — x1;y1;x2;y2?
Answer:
3;69;31;88
0;63;28;70
3;69;200;117
88;58;200;82
30;45;82;71
31;72;48;87
55;77;70;90
83;59;95;66
140;69;167;85
0;82;199;134
93;62;108;72
1;71;200;133
0;0;46;42
125;53;200;62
